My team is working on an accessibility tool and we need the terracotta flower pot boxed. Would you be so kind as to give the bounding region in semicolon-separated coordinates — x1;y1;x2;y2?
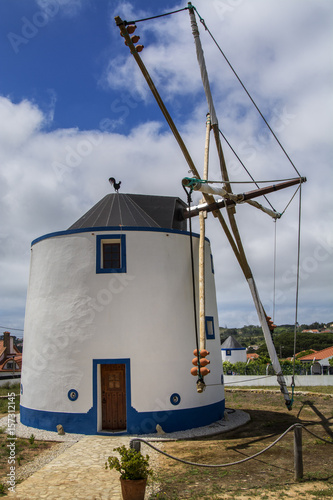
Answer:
120;478;147;500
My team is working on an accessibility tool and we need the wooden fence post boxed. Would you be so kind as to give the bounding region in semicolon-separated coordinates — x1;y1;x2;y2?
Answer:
294;424;303;480
130;439;141;453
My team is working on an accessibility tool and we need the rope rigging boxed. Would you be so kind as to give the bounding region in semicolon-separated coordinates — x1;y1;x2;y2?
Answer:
120;3;303;216
130;423;332;469
290;183;303;407
272;219;277;325
122;3;303;216
183;184;206;393
190;4;301;178
124;2;301;180
218;127;277;212
123;7;189;26
115;2;306;409
279;182;301;216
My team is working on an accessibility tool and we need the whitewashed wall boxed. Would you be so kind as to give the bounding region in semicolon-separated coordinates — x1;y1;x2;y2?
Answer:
21;228;224;423
221;348;247;364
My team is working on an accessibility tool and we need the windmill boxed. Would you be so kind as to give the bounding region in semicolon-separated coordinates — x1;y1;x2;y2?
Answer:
115;3;306;408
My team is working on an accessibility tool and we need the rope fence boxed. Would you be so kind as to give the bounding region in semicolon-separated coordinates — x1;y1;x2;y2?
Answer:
130;423;332;481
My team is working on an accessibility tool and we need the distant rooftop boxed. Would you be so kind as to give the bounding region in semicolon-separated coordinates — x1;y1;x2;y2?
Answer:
221;336;244;349
298;345;333;361
68;193;187;231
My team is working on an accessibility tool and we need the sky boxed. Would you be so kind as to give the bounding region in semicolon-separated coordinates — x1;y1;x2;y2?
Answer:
0;0;332;338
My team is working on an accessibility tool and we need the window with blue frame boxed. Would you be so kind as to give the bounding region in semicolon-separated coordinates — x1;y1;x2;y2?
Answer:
226;349;231;356
205;316;215;340
103;243;120;269
96;235;126;273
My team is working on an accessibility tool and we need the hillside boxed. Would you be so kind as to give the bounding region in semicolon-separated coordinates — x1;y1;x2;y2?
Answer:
220;322;333;358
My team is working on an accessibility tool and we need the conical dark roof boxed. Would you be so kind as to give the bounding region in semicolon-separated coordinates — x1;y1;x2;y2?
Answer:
221;336;244;349
68;193;187;231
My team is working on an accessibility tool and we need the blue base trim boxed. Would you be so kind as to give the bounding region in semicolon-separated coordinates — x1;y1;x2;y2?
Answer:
126;399;225;435
20;405;96;435
20;399;225;436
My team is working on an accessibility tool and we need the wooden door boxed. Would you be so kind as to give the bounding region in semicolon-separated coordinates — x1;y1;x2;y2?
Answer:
101;364;126;431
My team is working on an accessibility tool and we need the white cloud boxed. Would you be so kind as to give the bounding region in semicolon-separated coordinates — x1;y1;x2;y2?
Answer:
36;0;88;18
0;97;44;148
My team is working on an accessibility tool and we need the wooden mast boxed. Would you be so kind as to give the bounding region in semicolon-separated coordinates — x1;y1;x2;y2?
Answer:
199;114;211;353
187;4;295;408
114;11;306;408
188;4;252;278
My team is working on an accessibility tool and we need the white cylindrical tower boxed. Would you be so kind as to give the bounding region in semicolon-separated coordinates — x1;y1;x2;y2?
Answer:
21;193;225;435
221;336;247;364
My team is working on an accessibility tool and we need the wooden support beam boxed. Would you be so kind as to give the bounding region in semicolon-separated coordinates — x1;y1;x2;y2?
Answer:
183;177;307;219
199;114;211;352
294;425;304;481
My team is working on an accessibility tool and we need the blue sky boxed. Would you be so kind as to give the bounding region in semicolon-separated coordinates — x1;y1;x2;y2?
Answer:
2;1;136;131
1;0;197;132
1;0;333;337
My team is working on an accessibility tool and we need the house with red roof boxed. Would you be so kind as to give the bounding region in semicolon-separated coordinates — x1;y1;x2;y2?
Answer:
301;329;320;334
298;346;333;375
0;332;22;379
247;353;259;361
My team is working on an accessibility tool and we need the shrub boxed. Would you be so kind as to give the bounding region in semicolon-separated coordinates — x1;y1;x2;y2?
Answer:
105;445;152;480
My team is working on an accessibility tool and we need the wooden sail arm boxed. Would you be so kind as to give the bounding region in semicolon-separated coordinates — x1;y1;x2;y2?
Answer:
114;16;250;279
114;17;226;217
114;16;200;180
188;4;252;279
115;9;299;408
182;177;307;219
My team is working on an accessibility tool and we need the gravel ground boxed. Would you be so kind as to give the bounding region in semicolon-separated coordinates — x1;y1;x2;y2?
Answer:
0;413;84;442
0;409;249;485
0;408;250;444
131;408;251;441
1;408;249;443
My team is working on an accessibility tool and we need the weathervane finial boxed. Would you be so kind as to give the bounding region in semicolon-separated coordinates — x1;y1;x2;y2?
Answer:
109;177;121;193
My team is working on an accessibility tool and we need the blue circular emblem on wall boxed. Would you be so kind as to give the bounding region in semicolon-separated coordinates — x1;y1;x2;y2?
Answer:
170;393;181;406
68;389;78;401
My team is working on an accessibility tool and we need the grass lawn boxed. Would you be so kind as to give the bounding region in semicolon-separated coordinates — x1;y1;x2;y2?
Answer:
0;383;20;415
148;386;333;499
0;382;332;498
0;382;57;496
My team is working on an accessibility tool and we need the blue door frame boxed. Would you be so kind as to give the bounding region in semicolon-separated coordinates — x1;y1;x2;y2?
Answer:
93;358;131;435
